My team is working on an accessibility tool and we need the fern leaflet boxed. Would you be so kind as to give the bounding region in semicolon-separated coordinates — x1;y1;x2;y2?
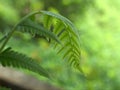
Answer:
0;48;50;78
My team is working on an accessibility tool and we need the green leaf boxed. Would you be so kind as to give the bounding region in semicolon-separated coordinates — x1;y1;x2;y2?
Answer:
17;19;61;43
0;48;50;78
0;10;82;72
40;11;81;70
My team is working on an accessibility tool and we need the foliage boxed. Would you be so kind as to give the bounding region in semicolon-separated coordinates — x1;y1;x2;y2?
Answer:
0;10;81;78
0;47;49;77
0;0;120;90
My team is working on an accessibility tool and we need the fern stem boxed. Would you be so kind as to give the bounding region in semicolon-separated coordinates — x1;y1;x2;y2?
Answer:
0;35;7;43
0;11;40;52
0;26;16;52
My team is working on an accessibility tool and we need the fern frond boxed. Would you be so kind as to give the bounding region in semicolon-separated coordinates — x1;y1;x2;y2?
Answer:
0;10;81;71
40;11;81;70
16;19;60;43
0;48;50;78
40;11;79;34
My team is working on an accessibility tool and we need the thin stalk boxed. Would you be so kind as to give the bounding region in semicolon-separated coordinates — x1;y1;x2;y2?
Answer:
0;35;7;43
0;11;40;52
0;26;16;52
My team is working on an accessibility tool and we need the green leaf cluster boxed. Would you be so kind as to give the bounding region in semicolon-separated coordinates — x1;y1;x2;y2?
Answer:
0;11;81;77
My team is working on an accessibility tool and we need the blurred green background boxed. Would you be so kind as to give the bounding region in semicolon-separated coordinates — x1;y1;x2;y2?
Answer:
0;0;120;90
